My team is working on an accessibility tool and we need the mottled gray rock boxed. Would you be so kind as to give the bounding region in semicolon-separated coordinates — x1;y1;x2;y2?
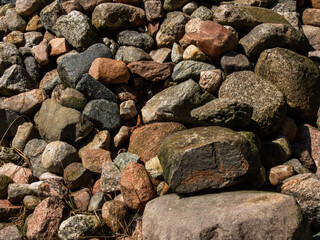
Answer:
219;71;287;136
171;42;183;63
92;3;146;31
190;98;253;129
0;42;22;76
182;1;197;15
24;56;40;82
4;9;26;32
0;109;26;137
58;43;112;87
171;60;216;82
220;51;251;75
255;48;320;122
156;12;190;48
24;139;47;178
0;64;38;96
42;141;79;174
113;152;140;172
0;225;22;240
88;192;105;212
15;0;42;17
163;0;191;11
190;6;213;21
40;0;64;32
115;46;151;64
24;32;43;48
141;79;214;125
34;99;93;143
117;30;154;51
58;215;100;240
143;191;312;240
8;182;41;202
158;126;261;194
53;10;97;51
101;161;121;193
302;25;320;51
239;23;310;61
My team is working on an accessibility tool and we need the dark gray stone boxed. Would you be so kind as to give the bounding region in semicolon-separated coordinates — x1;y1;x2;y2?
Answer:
0;109;26;137
24;56;40;82
117;30;154;51
82;99;121;132
57;43;112;87
4;9;26;32
40;0;64;32
220;51;251;75
24;139;47;178
0;42;22;76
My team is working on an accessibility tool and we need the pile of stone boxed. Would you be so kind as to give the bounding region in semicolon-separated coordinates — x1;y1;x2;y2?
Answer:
0;0;320;239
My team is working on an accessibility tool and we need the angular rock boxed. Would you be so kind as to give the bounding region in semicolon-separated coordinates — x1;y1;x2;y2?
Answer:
120;100;137;120
141;80;214;125
78;130;111;158
113;152;140;172
57;43;112;87
31;39;49;66
285;159;311;174
102;200;129;233
26;197;64;240
120;162;156;211
163;0;190;11
255;48;320;121
8;182;41;202
144;0;164;21
40;0;64;32
143;191;312;240
88;192;105;212
53;10;97;51
4;9;26;32
0;109;26;137
145;156;163;179
24;56;40;82
220;51;251;75
71;189;90;211
303;25;320;51
54;87;87;111
191;6;213;20
49;38;69;56
92;3;146;31
81;148;112;174
113;125;130;149
88;58;129;85
101;161;121;193
15;0;42;17
26;15;43;32
115;46;151;64
34;99;93;143
83;99;121;132
0;174;13;198
239;23;310;61
38;179;68;199
0;200;21;221
219;71;287;136
117;30;154;51
128;61;172;82
158;126;261;194
0;42;22;76
190;98;253;129
12;122;39;151
24;139;47;178
183;44;206;61
150;48;171;63
0;163;32;184
5;31;25;47
64;162;94;190
171;42;183;63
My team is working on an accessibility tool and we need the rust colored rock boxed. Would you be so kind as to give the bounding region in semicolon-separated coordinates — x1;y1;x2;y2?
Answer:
38;179;68;199
71;189;90;211
127;61;172;82
180;21;238;61
31;39;49;66
49;38;70;56
26;197;65;240
92;178;102;195
120;162;156;211
0;89;47;115
302;8;320;27
0;163;32;184
312;0;320;9
0;200;21;220
128;122;186;163
148;21;160;38
89;58;130;85
268;165;294;186
81;148;112;173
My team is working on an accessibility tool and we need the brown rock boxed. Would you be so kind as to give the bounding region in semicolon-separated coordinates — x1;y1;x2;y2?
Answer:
102;200;129;233
64;162;94;190
39;69;59;89
144;0;164;22
281;116;298;143
78;0;111;11
26;197;65;240
61;0;83;13
302;8;320;27
92;178;102;195
4;31;25;47
38;179;68;199
0;200;21;220
180;20;238;60
89;58;130;85
81;148;112;173
268;165;294;186
113;0;139;5
49;38;70;56
0;163;32;184
15;0;42;17
199;69;224;94
312;0;320;9
78;130;111;157
71;189;90;211
31;39;49;66
113;125;130;149
26;14;43;32
12;122;39;151
114;84;138;103
127;61;172;82
128;122;186;163
120;162;156;211
148;20;160;38
0;89;47;115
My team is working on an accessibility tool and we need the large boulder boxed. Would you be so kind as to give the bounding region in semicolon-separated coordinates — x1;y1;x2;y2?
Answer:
219;71;287;136
143;191;312;240
255;48;320;122
34;99;93;143
141;79;214;125
158;126;261;194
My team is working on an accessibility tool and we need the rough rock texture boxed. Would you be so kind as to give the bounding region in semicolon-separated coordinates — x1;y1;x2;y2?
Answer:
255;48;320;122
101;200;129;233
143;191;312;240
219;71;287;136
158;126;261;194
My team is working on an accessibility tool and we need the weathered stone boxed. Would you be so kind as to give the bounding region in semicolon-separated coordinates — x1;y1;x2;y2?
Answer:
128;61;172;82
102;200;129;233
57;43;112;87
8;182;41;202
39;172;64;182
0;109;26;138
302;25;320;51
53;10;97;51
284;159;311;174
0;174;13;198
143;191;312;240
5;31;25;47
144;0;164;21
255;48;320;122
79;130;111;157
38;179;68;199
0;200;21;221
0;42;22;76
71;189;90;211
220;51;251;74
145;156;163;179
182;44;206;61
24;139;47;178
113;152;140;172
268;165;294;186
219;71;287;136
49;38;69;56
40;0;64;32
78;0;110;11
171;42;183;63
302;8;320;27
64;162;94;190
4;9;26;32
92;3;146;31
115;46;151;64
191;6;213;20
117;30;154;51
120;162;156;211
81;149;112;173
15;0;42;17
280;116;298;143
120;100;138;120
26;197;64;240
101;161;121;193
113;125;130;149
88;192;105;212
0;225;22;240
31;39;49;66
12;122;38;151
150;48;171;63
163;0;190;11
158;126;261;194
24;56;40;82
54;87;87;111
34;99;93;143
26;14;43;32
23;195;41;210
199;69;223;94
0;163;32;184
190;98;253;129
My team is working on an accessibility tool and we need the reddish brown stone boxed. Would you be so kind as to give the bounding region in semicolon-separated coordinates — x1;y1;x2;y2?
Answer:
180;21;238;61
144;0;164;22
4;31;25;47
128;122;186;163
120;162;156;211
268;165;294;186
81;148;112;174
127;61;172;82
101;200;129;233
0;200;21;220
312;0;320;9
26;197;65;240
0;163;32;184
39;69;59;89
302;8;320;27
61;0;83;13
148;21;160;38
78;0;111;11
38;179;68;199
89;58;130;85
31;39;49;66
71;189;90;211
49;38;70;56
92;178;102;195
0;89;47;114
